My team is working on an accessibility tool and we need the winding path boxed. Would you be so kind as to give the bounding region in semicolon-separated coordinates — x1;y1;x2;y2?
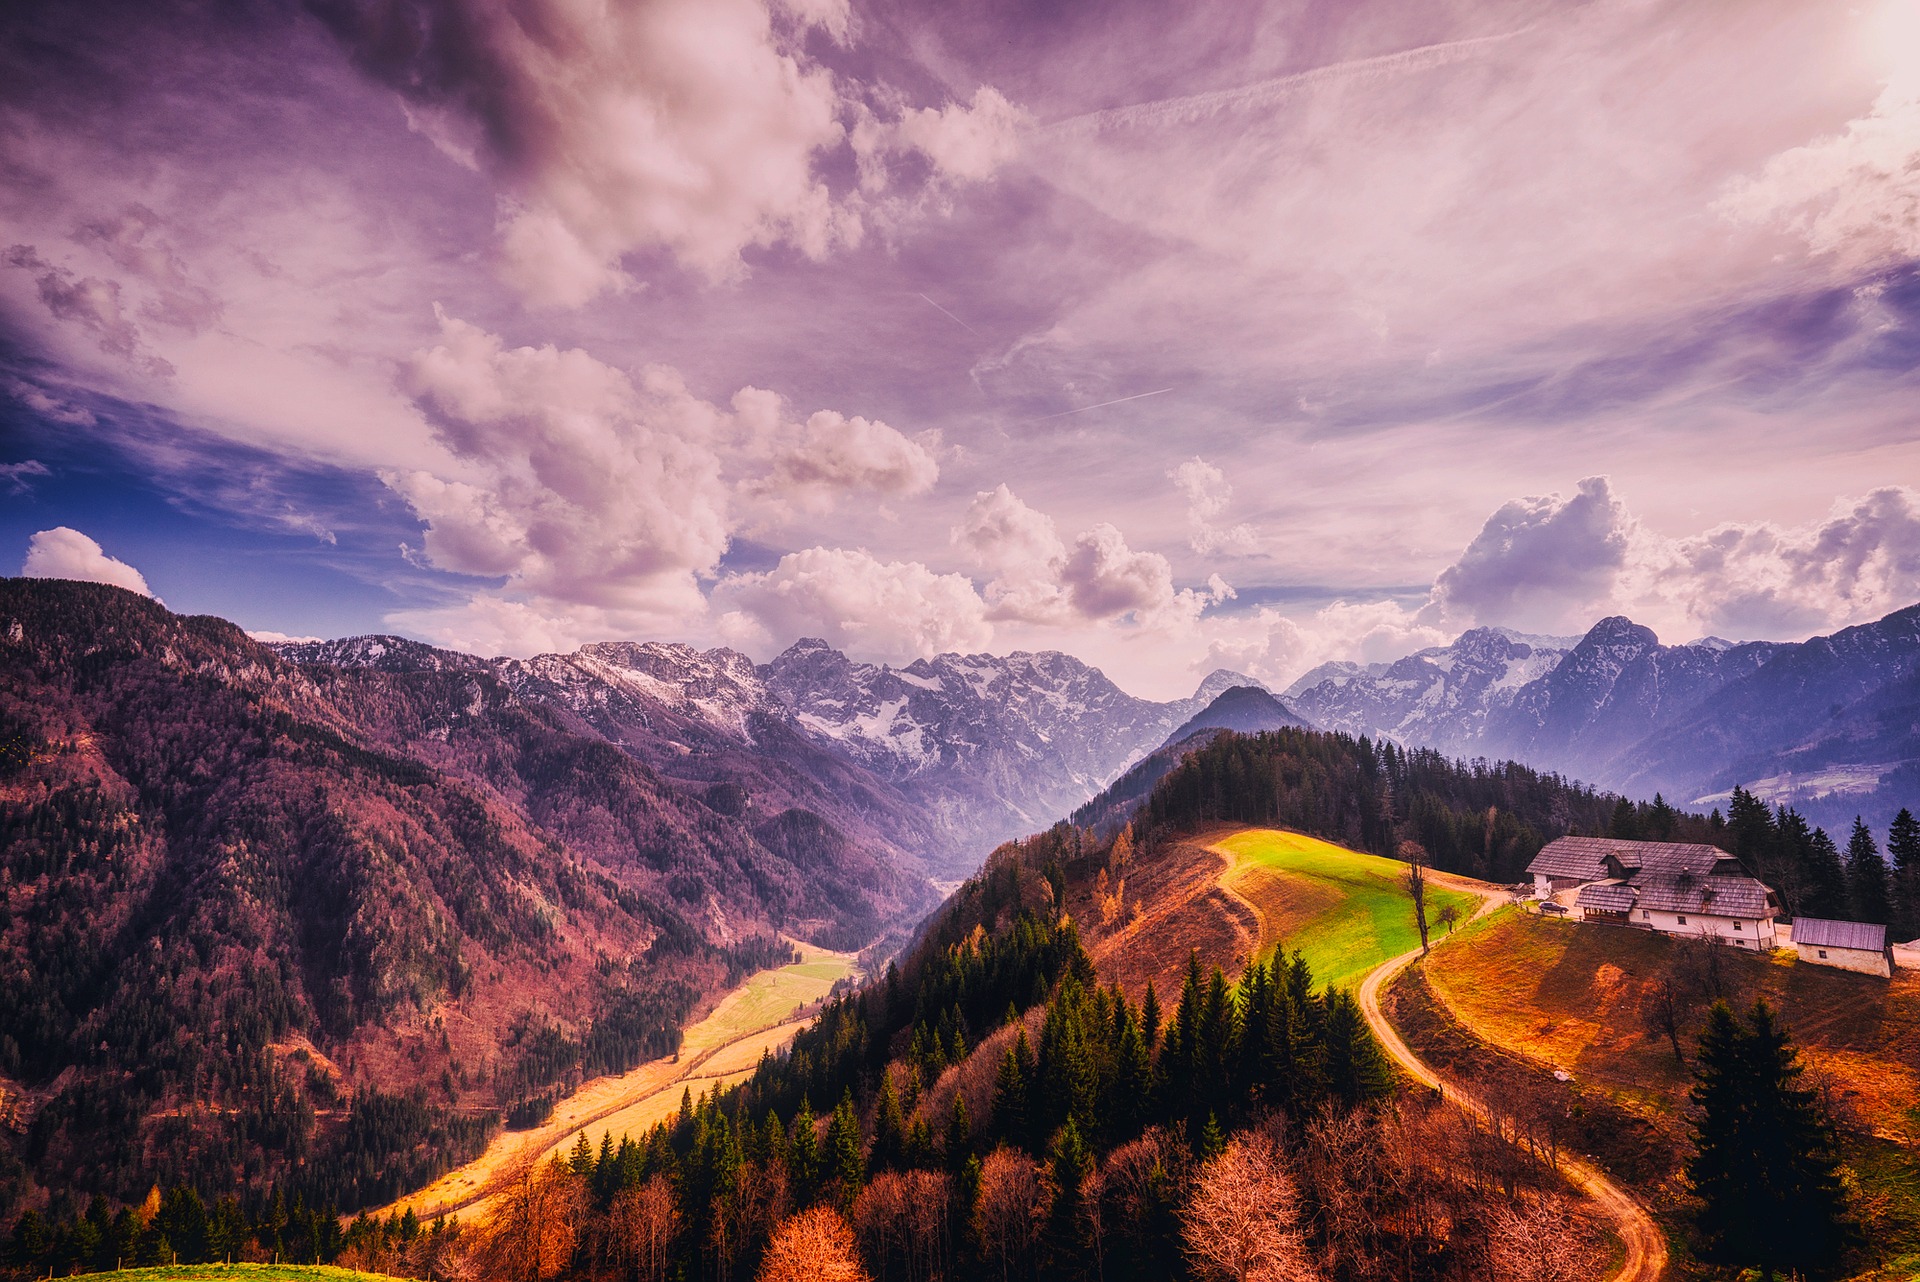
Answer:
1355;907;1669;1282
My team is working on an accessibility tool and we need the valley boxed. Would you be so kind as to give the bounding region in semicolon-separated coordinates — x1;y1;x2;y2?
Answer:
378;941;859;1225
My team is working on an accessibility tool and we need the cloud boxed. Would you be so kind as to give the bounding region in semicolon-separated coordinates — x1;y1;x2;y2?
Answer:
310;0;855;305
751;409;938;512
0;461;52;495
3;245;174;378
395;311;731;619
1425;476;1632;632
1201;598;1448;690
852;86;1029;192
950;484;1212;627
1060;522;1178;621
1170;456;1257;555
20;527;156;598
71;204;222;333
1717;83;1920;267
713;546;991;664
1419;476;1920;643
1647;487;1920;639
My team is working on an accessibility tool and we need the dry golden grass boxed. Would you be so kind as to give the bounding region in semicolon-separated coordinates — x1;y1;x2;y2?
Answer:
1424;908;1920;1143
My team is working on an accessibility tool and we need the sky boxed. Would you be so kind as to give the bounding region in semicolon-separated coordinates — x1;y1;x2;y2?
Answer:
2;0;1918;699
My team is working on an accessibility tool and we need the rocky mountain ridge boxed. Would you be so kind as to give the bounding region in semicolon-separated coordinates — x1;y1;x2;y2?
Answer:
276;634;1278;874
1287;606;1920;829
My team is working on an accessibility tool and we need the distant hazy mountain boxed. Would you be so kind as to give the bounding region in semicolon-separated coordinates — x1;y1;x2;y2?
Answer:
1288;605;1920;829
1163;684;1308;743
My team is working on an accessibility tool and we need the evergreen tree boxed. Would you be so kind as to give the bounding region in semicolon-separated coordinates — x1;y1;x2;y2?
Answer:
945;1093;971;1166
1140;980;1162;1050
1687;1002;1853;1280
1322;990;1393;1105
1846;818;1892;925
826;1090;864;1210
871;1072;905;1170
1802;824;1849;919
1890;808;1920;939
790;1099;819;1198
1608;796;1640;840
991;1040;1030;1148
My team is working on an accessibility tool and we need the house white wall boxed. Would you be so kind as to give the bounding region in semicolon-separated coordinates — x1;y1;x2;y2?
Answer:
1795;941;1892;978
1619;907;1777;948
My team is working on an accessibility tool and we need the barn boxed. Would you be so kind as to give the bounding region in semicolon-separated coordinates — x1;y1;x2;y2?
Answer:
1791;917;1893;978
1525;836;1780;948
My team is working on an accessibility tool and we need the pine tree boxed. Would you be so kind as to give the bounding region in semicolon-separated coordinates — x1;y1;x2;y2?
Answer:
945;1093;971;1166
871;1072;905;1171
1890;808;1920;939
1140;980;1162;1050
1846;818;1892;925
991;1042;1030;1148
1803;824;1849;919
1687;1001;1853;1280
1322;990;1393;1104
790;1099;819;1197
827;1091;864;1210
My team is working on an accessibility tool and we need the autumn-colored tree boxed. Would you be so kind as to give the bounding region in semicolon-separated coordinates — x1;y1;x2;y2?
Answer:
972;1146;1050;1282
757;1206;869;1282
477;1159;585;1282
607;1175;679;1282
1181;1132;1316;1282
1484;1191;1609;1282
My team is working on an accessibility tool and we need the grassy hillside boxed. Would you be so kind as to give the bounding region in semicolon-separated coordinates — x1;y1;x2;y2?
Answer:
1211;830;1488;990
1409;908;1920;1272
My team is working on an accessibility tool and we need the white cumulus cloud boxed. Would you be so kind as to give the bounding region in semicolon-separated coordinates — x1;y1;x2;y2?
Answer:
713;546;991;664
20;527;156;599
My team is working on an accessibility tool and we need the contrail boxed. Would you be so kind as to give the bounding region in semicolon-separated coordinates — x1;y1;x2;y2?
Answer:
1042;27;1534;138
917;293;980;336
1030;387;1174;421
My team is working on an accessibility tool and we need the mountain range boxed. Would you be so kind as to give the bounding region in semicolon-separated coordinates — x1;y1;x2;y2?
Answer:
1286;606;1920;831
276;632;1258;879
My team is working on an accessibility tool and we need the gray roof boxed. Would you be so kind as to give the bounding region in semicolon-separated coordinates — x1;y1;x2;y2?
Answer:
1528;836;1745;881
1576;881;1636;913
1793;917;1888;951
1633;871;1774;918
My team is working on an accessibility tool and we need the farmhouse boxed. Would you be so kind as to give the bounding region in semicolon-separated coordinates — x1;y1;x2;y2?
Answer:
1525;836;1781;949
1792;917;1893;978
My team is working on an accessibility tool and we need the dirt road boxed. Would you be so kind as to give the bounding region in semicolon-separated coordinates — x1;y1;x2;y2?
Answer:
1355;910;1670;1282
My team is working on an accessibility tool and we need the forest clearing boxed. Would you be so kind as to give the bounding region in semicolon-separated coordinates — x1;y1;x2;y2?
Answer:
1210;828;1492;989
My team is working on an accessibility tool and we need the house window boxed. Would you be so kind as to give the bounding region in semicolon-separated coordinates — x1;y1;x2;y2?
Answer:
1678;915;1687;925
1818;949;1828;959
1642;910;1651;920
1734;922;1742;930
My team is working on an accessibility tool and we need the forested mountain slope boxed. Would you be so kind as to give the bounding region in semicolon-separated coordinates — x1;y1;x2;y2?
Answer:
0;580;921;1218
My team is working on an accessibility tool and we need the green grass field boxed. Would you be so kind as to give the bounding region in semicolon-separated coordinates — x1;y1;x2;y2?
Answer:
62;1267;401;1282
1211;829;1485;991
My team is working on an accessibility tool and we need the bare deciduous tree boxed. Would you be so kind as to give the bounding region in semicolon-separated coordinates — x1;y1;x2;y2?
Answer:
1181;1132;1317;1282
757;1206;869;1282
476;1159;585;1282
1400;840;1431;954
1484;1191;1609;1282
972;1146;1050;1282
610;1175;680;1282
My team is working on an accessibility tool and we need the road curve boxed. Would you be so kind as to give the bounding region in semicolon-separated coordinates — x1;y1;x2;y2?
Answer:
1356;920;1670;1282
